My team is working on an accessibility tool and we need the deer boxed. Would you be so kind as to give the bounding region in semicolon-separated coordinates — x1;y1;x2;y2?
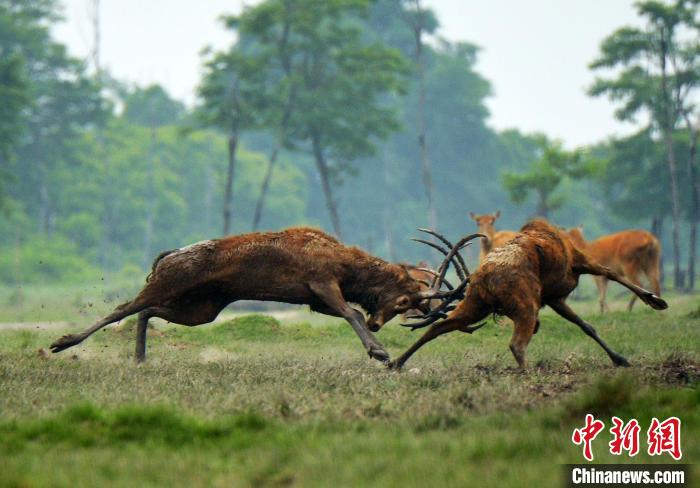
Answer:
388;219;668;371
400;261;448;319
49;227;470;363
566;226;661;313
469;210;519;263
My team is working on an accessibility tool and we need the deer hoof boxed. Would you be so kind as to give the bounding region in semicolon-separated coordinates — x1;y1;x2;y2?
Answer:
645;294;668;310
49;334;82;354
386;360;402;371
612;355;631;367
368;346;390;363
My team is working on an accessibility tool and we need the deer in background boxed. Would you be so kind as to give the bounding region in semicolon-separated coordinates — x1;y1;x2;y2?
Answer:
390;220;667;371
470;210;519;262
566;226;661;313
50;227;469;364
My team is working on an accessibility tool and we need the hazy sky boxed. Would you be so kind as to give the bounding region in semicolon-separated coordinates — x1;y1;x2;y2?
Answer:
52;0;642;147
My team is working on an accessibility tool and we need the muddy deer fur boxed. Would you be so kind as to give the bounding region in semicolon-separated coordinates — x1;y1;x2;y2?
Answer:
391;220;667;370
470;211;518;263
401;261;441;317
567;227;661;313
50;227;457;363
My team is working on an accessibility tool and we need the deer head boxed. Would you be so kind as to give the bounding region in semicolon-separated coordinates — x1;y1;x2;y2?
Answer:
469;211;501;241
399;228;485;330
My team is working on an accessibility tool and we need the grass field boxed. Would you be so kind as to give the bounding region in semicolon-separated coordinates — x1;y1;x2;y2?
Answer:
0;284;697;487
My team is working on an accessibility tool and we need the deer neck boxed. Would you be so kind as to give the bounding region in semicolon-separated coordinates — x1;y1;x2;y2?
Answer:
479;227;496;258
341;259;404;313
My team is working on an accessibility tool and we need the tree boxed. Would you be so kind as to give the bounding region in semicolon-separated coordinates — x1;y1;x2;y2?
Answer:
198;46;267;235
589;0;700;290
232;0;408;239
677;1;700;289
0;54;29;197
121;84;185;264
503;139;601;218
403;0;439;231
682;113;699;289
0;0;107;235
228;2;298;230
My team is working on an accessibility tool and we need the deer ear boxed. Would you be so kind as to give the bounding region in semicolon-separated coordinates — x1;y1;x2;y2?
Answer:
395;295;411;310
578;224;584;230
494;210;501;219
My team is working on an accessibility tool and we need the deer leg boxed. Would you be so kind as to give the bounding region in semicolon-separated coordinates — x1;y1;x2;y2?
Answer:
390;298;489;370
135;309;155;363
594;276;609;313
309;282;389;362
647;263;662;297
622;264;643;312
389;318;465;370
133;300;228;363
548;299;630;367
50;299;148;354
136;312;148;362
577;262;667;310
508;313;538;370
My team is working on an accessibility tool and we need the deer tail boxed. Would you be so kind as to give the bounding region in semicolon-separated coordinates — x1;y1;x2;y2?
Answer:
146;249;178;283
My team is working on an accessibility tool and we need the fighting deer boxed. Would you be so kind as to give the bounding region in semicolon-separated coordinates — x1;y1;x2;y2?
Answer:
401;261;444;318
469;211;518;262
389;220;667;370
567;226;661;313
50;227;468;363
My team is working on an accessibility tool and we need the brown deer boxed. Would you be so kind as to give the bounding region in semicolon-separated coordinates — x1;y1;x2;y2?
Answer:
469;210;519;262
50;227;469;363
389;220;667;371
566;226;661;313
401;261;442;317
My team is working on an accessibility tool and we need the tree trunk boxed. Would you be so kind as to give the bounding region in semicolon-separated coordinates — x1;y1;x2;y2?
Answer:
662;129;681;290
311;132;342;239
223;131;238;236
382;151;395;261
142;127;157;267
252;13;296;231
685;118;698;291
651;215;665;291
659;36;683;290
413;7;437;231
252;141;281;231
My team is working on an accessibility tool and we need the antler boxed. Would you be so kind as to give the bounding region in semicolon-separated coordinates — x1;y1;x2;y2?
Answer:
403;231;486;330
420;232;484;299
416;228;471;281
413;267;455;290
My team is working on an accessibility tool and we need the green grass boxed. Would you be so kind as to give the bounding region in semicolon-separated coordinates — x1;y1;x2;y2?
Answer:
0;282;139;323
0;291;698;487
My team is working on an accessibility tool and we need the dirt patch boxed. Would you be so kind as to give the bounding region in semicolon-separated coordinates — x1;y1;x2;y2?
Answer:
659;355;700;385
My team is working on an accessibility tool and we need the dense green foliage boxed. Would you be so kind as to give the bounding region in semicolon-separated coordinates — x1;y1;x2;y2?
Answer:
588;0;700;289
0;0;698;285
503;138;602;218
